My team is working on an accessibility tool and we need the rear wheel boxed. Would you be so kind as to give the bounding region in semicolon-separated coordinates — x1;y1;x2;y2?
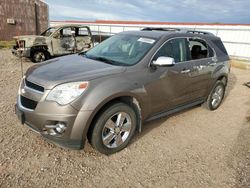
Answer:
89;103;137;155
206;81;225;110
31;50;48;63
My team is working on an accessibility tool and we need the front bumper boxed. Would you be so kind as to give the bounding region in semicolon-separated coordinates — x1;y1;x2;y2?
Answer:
15;94;93;150
12;46;31;58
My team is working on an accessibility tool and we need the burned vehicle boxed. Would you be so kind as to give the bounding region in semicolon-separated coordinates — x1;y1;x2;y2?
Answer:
12;25;93;63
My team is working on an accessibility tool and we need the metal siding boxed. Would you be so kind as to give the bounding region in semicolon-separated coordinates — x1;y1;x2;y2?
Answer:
51;21;250;60
0;0;48;40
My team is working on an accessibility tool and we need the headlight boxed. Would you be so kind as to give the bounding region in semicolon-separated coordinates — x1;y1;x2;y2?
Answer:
46;81;88;105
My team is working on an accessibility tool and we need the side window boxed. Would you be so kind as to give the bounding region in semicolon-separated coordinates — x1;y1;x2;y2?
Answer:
189;39;213;59
208;45;214;57
153;38;188;63
212;39;228;55
60;27;74;37
77;27;89;36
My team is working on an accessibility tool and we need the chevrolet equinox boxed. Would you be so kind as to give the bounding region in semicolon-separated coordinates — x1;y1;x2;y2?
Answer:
15;28;230;154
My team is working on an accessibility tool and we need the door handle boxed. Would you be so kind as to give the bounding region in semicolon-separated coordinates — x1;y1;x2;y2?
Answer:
181;69;191;73
208;62;216;66
194;65;206;70
212;56;218;62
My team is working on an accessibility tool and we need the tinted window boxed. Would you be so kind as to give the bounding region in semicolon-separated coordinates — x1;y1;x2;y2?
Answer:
153;38;188;63
208;45;214;57
212;40;228;55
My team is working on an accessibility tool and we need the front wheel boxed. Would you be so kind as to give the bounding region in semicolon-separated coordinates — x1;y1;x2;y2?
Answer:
31;50;48;63
89;103;137;155
206;81;226;111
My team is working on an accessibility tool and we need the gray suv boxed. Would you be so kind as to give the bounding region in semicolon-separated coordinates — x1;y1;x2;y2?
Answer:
15;28;230;154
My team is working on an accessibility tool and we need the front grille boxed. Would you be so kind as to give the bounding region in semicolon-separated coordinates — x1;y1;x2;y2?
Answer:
20;96;38;110
25;79;44;92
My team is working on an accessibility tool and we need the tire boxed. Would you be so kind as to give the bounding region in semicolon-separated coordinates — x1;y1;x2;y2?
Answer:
206;80;225;111
89;102;137;155
31;50;48;63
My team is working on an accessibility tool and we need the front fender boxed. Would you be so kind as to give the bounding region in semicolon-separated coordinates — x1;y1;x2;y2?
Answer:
71;75;149;119
70;75;149;141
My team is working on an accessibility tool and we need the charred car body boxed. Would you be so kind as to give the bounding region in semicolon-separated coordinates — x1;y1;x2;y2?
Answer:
12;25;93;63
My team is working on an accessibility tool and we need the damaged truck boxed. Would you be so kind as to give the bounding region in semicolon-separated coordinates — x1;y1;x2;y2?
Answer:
12;25;94;63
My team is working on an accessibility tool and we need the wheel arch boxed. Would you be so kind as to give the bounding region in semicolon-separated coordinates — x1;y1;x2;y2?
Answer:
86;94;143;142
30;45;51;57
206;73;228;100
217;74;228;86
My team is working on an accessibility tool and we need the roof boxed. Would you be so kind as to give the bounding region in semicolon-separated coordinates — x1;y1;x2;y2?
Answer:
119;29;219;40
120;30;167;39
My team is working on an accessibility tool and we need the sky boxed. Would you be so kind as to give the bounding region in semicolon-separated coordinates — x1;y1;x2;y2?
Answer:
43;0;250;24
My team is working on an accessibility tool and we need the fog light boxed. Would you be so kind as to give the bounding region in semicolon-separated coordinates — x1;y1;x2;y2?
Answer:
55;122;67;134
44;122;67;135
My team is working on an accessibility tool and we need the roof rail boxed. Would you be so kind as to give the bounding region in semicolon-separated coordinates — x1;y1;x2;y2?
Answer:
186;30;214;36
141;27;214;36
141;27;181;32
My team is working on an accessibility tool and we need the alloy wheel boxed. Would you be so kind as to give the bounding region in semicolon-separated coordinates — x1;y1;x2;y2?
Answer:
102;112;132;148
34;51;46;62
211;85;224;108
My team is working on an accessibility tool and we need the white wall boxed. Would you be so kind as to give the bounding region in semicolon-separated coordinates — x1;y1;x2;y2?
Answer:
51;21;250;60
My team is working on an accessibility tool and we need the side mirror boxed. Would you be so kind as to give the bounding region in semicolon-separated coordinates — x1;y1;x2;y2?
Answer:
152;57;175;67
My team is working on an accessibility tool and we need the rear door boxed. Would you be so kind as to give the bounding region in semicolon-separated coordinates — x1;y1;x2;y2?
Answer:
188;38;215;98
75;27;93;52
146;38;199;114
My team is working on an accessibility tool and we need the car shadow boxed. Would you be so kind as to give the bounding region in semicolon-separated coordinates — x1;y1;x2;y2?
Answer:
131;105;201;144
131;72;237;145
224;72;237;100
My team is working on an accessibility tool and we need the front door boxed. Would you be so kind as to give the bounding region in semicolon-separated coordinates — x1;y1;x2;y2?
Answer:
146;38;199;114
52;27;76;56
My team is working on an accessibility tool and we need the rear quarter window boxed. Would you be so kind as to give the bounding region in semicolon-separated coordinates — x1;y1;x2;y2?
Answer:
212;40;228;55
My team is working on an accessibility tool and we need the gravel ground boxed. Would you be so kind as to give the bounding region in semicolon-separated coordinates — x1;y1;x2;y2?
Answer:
0;49;249;188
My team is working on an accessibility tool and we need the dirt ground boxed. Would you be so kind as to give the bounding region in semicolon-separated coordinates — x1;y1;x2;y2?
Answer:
0;49;249;188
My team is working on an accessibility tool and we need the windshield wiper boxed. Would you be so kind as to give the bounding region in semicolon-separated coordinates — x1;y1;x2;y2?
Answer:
85;55;122;66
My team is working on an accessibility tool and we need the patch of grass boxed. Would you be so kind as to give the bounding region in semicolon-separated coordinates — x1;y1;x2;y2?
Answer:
230;59;250;70
0;40;15;49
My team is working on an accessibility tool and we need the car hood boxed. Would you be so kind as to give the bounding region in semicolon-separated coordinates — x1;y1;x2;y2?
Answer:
13;35;48;47
13;35;38;40
25;54;126;89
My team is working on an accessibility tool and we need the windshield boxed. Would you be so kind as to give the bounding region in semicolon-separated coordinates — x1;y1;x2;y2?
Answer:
85;34;156;66
40;27;57;37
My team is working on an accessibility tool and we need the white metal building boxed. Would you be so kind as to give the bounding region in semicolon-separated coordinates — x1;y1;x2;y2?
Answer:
51;20;250;62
